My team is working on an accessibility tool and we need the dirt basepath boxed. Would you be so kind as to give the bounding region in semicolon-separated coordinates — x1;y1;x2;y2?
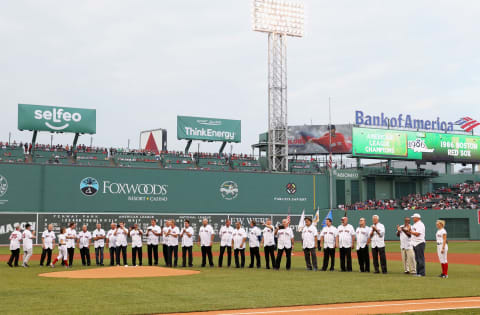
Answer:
164;297;480;315
38;266;199;279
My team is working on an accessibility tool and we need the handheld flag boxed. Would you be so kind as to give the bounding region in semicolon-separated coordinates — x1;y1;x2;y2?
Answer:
321;210;333;229
312;208;320;226
297;209;305;232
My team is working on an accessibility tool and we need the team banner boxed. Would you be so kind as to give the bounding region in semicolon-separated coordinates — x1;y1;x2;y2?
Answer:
352;127;480;163
288;124;353;154
18;104;96;134
177;116;241;143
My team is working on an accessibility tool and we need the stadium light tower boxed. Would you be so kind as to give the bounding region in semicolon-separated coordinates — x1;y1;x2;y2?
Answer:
252;0;304;172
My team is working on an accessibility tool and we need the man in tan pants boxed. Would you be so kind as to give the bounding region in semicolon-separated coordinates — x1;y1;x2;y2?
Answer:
397;217;416;274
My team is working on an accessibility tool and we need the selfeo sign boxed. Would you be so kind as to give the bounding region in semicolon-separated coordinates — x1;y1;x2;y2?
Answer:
18;104;96;134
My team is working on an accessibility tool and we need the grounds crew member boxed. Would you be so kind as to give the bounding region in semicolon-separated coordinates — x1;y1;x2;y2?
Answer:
275;219;294;270
167;220;180;267
370;215;387;274
218;219;234;267
92;223;106;266
355;218;371;272
232;221;247;268
198;219;215;267
7;224;22;267
129;223;143;266
146;219;161;266
435;220;448;278
320;218;337;271
50;227;68;268
411;213;426;277
248;220;262;268
106;223;117;266
396;217;416;274
261;219;276;269
337;217;355;272
115;222;128;266
162;220;171;267
40;224;55;267
66;222;77;267
77;225;92;266
301;217;318;271
180;220;194;267
22;223;35;268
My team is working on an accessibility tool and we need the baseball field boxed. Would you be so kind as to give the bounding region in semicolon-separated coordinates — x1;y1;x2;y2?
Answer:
1;241;479;315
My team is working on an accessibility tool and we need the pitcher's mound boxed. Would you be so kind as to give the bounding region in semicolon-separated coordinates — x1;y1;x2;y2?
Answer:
39;266;200;279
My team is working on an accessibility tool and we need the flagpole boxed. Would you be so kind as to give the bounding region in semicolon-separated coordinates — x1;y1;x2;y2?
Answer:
328;97;333;210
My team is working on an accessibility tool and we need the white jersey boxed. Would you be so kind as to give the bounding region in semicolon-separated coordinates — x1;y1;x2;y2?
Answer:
399;225;413;250
42;230;55;249
22;230;34;250
277;227;294;249
302;225;318;249
370;223;385;248
411;221;426;246
168;226;180;246
219;225;234;246
92;229;106;248
436;228;447;246
146;225;161;245
162;226;170;245
66;228;77;249
355;226;371;250
248;226;262;248
57;233;67;247
115;227;128;247
78;231;92;249
181;227;194;247
337;224;355;248
9;230;22;250
232;228;247;249
130;229;142;248
320;226;338;249
262;226;275;246
106;229;116;248
199;225;215;247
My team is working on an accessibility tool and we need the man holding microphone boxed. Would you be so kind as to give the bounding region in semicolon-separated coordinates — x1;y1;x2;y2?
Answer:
261;219;276;269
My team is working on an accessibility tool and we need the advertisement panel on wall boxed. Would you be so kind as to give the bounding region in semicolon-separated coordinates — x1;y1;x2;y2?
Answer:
177;116;241;142
352;127;480;163
288;124;352;155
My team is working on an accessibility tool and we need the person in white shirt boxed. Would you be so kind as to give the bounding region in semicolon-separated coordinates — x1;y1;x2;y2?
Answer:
198;219;215;267
50;227;69;268
396;217;416;274
115;222;128;266
77;225;92;266
106;223;117;266
301;217;318;271
167;220;180;267
320;218;337;271
180;220;194;267
22;223;35;267
7;224;22;267
356;218;371;272
92;223;106;266
435;220;448;278
162;220;171;267
40;224;55;267
232;221;247;268
410;213;426;276
275;219;294;270
248;220;262;269
337;217;355;272
261;219;276;269
129;223;143;266
370;215;387;274
218;219;234;267
146;219;162;266
66;222;77;267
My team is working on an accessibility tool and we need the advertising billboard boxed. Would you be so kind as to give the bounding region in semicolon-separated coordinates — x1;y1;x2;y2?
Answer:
177;116;241;143
288;124;353;155
18;104;96;134
352;127;480;163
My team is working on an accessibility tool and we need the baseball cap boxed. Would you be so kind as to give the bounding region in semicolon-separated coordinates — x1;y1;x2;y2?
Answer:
411;213;421;219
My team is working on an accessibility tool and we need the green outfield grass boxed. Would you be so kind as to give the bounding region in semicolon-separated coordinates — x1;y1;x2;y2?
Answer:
0;241;479;315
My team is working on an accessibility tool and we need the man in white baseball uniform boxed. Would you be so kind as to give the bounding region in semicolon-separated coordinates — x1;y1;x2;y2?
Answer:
115;222;128;266
162;220;171;267
106;223;117;266
40;224;55;267
337;217;355;272
410;213;426;277
218;219;234;267
92;223;106;266
261;219;276;269
232;221;247;268
302;217;318;271
146;219;161;266
180;220;194;267
7;224;22;267
355;218;371;272
66;222;77;266
129;223;143;266
396;217;416;274
167;220;180;267
248;220;262;268
320;218;337;271
198;219;215;267
275;219;294;270
370;215;387;274
22;223;35;268
77;225;92;266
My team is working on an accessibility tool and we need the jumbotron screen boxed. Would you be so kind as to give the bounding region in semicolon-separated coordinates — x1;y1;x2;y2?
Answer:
352;127;480;163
